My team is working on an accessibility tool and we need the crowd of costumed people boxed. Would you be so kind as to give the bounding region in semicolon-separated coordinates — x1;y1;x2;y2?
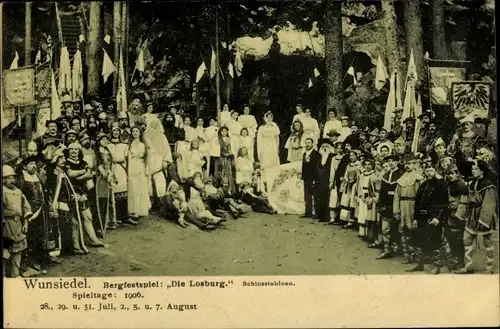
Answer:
2;93;498;277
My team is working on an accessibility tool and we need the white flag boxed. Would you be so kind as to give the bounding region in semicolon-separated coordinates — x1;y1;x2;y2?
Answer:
10;52;19;69
313;68;320;77
405;49;418;88
402;79;416;122
51;71;62;120
234;51;243;77
308;78;313;88
116;48;128;113
135;48;145;73
102;49;116;84
196;61;207;83
72;50;83;100
228;62;234;78
347;66;357;85
35;50;42;65
58;46;72;96
374;55;389;90
209;47;217;78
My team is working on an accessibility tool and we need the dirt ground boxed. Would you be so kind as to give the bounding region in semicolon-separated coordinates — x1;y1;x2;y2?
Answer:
45;212;499;277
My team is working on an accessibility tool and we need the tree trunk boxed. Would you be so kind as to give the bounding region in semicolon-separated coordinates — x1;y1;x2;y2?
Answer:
87;2;102;97
112;2;121;96
404;0;425;85
381;0;403;94
324;0;344;117
25;2;32;142
431;0;447;59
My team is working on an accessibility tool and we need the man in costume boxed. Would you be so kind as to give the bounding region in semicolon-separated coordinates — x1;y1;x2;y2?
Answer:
34;120;63;162
393;153;424;264
407;163;449;274
448;115;485;181
457;161;498;274
376;155;404;259
2;165;33;277
444;164;468;271
64;143;105;247
19;156;60;275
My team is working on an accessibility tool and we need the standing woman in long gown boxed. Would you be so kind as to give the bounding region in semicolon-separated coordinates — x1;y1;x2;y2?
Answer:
257;111;280;169
227;111;242;157
142;114;172;204
127;126;151;221
285;120;304;162
214;126;236;195
339;150;361;228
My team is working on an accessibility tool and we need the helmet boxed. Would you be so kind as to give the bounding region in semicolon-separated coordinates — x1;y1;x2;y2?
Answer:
2;165;16;177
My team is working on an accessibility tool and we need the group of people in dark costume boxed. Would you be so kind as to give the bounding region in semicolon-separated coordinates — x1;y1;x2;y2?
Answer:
297;105;497;275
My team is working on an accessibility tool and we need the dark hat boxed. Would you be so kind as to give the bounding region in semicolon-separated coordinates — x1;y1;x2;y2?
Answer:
403;117;415;124
296;103;304;109
65;129;78;136
23;155;39;166
146;101;153;107
318;138;333;147
327;129;340;137
45;119;58;127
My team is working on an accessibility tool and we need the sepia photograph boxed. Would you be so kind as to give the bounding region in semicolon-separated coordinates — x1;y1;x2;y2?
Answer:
1;0;498;283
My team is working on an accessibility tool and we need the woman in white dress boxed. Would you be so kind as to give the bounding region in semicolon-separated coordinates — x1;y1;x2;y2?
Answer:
127;126;151;220
238;105;258;139
176;116;197;157
322;109;342;138
205;118;220;177
285;120;304;162
235;147;254;186
185;140;206;178
257;111;280;169
107;126;130;224
220;103;232;127
301;108;320;147
226;111;242;157
195;118;209;158
239;128;254;161
142;114;172;202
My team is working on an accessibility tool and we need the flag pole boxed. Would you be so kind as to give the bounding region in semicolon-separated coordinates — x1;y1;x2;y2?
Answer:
215;0;221;125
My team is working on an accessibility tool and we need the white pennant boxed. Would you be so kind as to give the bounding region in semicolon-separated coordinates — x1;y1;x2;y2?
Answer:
196;61;207;83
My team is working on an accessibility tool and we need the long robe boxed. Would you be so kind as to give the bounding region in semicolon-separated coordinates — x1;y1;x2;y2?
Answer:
257;123;280;169
127;141;151;216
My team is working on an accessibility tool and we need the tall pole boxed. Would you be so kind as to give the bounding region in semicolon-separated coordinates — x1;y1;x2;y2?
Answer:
122;2;130;90
112;2;122;97
224;0;231;104
25;2;32;142
215;0;221;124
